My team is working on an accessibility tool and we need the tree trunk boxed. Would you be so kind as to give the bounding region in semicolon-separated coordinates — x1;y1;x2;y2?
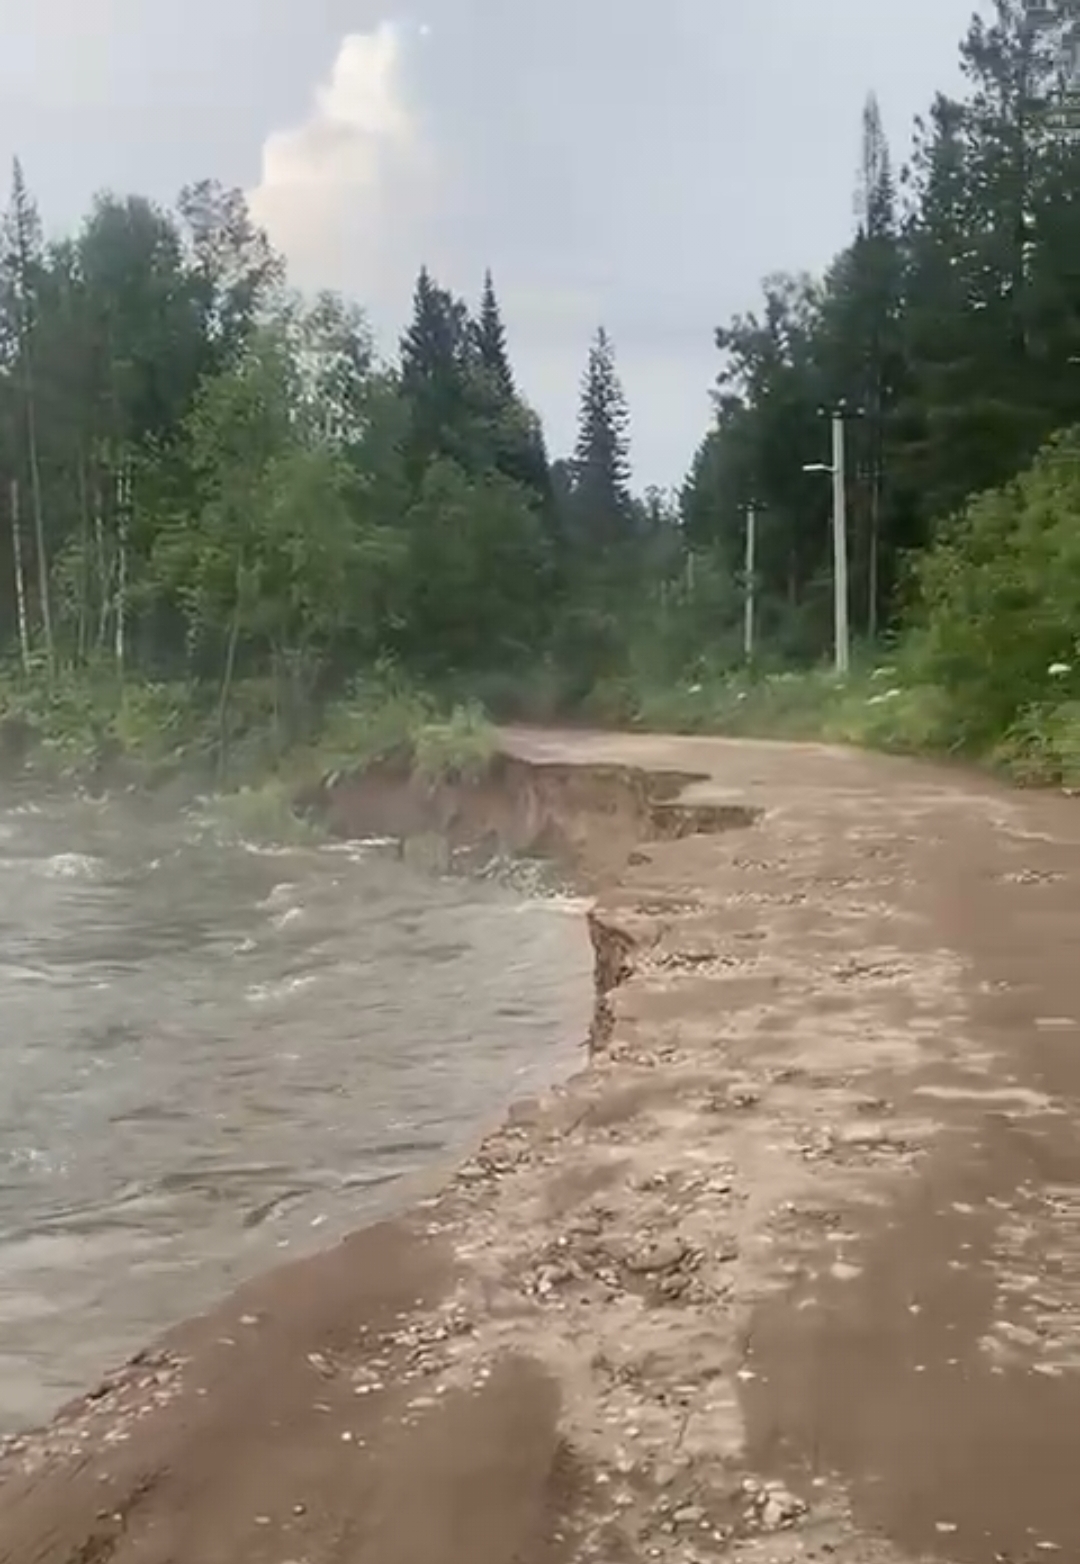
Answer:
217;560;244;781
76;450;91;664
95;478;110;651
9;159;53;674
868;476;881;643
24;367;52;673
9;478;30;673
114;462;129;674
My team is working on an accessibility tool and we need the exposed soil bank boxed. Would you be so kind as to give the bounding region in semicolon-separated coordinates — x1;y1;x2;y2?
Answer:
5;728;1080;1563
304;748;760;876
304;749;762;1057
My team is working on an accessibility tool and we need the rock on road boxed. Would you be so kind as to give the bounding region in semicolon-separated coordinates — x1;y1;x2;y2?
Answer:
2;728;1080;1564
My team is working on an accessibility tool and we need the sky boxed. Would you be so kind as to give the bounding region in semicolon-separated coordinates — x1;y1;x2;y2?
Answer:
0;0;979;487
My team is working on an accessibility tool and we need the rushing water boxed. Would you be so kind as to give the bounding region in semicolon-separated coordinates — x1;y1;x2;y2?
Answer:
0;786;592;1432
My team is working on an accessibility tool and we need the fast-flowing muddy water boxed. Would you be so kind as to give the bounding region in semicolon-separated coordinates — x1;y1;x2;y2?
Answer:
0;786;592;1432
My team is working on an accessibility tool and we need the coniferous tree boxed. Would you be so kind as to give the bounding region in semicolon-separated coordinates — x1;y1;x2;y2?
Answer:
896;1;1080;526
817;92;902;633
468;269;551;503
854;92;900;634
400;266;470;473
570;327;632;551
474;270;514;396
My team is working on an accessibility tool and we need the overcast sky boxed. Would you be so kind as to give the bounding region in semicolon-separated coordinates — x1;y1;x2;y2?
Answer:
0;0;979;486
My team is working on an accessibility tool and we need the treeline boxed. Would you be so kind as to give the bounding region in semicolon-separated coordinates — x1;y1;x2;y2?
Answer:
6;0;1080;753
683;1;1080;662
0;171;673;739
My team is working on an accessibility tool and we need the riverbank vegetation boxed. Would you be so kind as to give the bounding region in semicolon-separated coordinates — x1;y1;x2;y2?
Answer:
3;4;1080;791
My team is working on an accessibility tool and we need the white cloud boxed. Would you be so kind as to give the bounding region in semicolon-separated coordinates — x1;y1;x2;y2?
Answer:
247;23;429;308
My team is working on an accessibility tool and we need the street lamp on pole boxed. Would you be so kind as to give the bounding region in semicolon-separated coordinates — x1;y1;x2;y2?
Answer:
803;404;853;678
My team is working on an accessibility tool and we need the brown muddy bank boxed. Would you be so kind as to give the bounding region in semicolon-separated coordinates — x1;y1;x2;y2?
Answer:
305;748;759;873
303;749;762;1053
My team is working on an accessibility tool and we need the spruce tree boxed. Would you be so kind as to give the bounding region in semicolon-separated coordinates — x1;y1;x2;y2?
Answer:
571;326;632;550
846;91;901;635
474;270;514;397
400;266;471;398
399;265;474;477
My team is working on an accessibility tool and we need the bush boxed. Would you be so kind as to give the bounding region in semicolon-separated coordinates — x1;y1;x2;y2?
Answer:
413;700;496;783
825;676;957;754
299;663;496;786
315;667;437;773
112;680;202;761
204;777;324;845
991;699;1080;787
0;660;208;776
629;666;851;740
906;427;1080;751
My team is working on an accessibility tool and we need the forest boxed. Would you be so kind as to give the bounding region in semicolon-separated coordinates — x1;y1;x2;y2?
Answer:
5;0;1080;784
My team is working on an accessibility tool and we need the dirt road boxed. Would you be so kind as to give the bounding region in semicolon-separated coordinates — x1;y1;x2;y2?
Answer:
2;729;1079;1564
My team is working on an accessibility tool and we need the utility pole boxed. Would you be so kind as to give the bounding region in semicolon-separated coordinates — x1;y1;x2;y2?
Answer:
830;408;850;677
803;402;853;677
743;503;757;663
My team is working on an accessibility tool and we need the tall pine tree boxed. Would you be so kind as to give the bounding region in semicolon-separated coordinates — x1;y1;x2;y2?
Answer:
819;91;902;634
570;327;632;551
399;265;474;478
474;270;514;396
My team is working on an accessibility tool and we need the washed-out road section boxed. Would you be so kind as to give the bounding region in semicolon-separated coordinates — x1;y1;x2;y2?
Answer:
1;727;1078;1564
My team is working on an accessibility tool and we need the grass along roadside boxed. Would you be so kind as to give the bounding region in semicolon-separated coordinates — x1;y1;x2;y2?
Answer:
0;660;499;840
7;645;1080;830
584;661;1080;791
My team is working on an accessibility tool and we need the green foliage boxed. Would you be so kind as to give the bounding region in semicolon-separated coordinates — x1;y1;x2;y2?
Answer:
628;667;854;740
992;701;1080;788
574;660;957;761
313;663;495;783
152;321;365;681
413;700;496;784
314;665;439;773
397;459;550;671
0;659;207;777
109;679;199;760
204;779;325;846
905;428;1080;751
684;7;1080;664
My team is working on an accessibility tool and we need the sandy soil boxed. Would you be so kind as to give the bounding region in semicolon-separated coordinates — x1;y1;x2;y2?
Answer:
3;728;1080;1564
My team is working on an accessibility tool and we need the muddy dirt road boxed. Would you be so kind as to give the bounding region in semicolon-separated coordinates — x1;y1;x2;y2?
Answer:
2;729;1078;1564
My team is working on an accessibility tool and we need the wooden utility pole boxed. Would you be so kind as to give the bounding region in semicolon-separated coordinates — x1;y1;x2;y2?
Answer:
830;408;851;677
743;504;757;663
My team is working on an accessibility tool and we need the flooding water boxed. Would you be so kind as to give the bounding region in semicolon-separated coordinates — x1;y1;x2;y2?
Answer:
0;787;592;1433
